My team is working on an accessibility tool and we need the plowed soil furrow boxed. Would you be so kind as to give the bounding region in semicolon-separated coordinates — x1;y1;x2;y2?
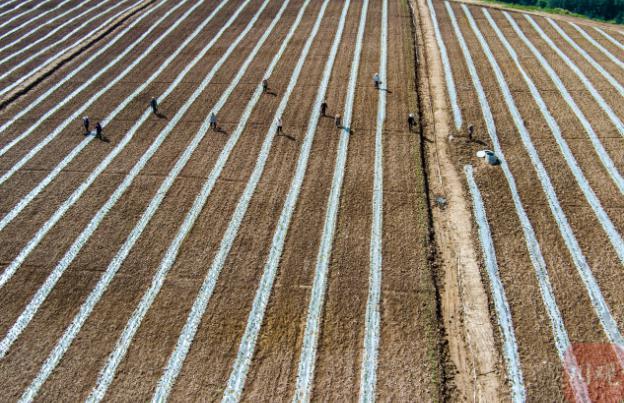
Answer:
438;1;614;399
376;0;438;400
485;11;624;209
309;1;380;400
0;0;241;262
237;1;360;400
0;0;135;88
0;0;275;399
0;0;63;38
161;2;343;399
527;16;624;125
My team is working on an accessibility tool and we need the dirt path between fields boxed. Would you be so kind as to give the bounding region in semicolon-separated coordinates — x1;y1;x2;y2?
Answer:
0;0;154;111
411;0;505;400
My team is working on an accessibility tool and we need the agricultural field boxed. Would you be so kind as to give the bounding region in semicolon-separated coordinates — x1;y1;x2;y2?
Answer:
423;0;624;401
0;0;441;401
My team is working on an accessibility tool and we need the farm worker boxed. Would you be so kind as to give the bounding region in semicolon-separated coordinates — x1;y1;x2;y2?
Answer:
467;124;474;141
262;79;268;93
276;117;283;134
82;116;90;134
335;114;341;128
320;99;328;116
95;122;103;140
408;113;416;131
373;72;381;89
150;97;158;114
209;112;217;130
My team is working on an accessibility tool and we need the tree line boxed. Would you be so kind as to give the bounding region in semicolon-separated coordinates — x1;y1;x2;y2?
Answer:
497;0;624;23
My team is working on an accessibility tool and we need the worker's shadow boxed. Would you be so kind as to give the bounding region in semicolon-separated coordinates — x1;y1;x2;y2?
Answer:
471;139;488;146
155;112;168;120
84;131;110;142
339;126;354;135
265;90;277;97
380;88;392;94
277;131;296;141
215;127;228;135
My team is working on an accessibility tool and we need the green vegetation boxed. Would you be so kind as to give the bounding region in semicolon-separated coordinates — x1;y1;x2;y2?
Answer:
486;0;624;23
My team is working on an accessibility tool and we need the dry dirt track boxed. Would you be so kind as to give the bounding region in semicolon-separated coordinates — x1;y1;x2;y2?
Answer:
0;0;441;401
425;0;624;400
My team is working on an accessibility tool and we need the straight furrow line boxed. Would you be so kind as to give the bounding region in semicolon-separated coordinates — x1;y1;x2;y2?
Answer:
458;2;624;370
442;5;590;401
463;165;526;402
152;2;316;399
481;10;624;270
425;0;461;129
0;0;232;357
525;16;624;136
0;0;169;140
594;27;624;52
546;18;624;98
0;0;52;28
0;0;74;45
0;0;26;14
293;0;368;400
222;1;347;400
86;0;273;400
17;1;260;400
0;0;106;59
570;23;624;72
500;12;624;195
0;0;206;235
0;0;141;98
359;0;386;401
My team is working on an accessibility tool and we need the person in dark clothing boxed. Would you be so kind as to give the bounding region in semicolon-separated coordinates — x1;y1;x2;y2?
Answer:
321;100;328;116
150;97;158;114
209;112;217;130
262;79;268;93
408;113;416;132
335;114;341;128
83;116;90;134
467;124;474;142
95;122;103;140
373;72;381;89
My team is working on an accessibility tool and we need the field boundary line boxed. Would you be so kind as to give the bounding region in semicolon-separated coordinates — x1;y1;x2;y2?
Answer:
0;0;209;273
293;1;368;400
463;165;526;401
570;23;624;72
524;15;624;136
0;0;232;358
222;1;347;400
0;0;110;62
359;1;386;401
594;27;624;51
455;2;624;369
0;0;52;29
0;0;74;45
0;0;141;99
500;12;624;195
480;9;624;269
426;0;461;130
17;0;264;400
546;18;624;99
151;1;316;400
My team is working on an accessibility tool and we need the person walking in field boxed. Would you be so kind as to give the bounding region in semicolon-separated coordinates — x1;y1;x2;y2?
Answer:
95;122;103;140
209;112;217;130
373;72;381;89
150;97;158;114
467;124;474;142
262;79;268;93
276;117;283;135
320;99;328;116
83;116;90;134
408;113;416;132
335;114;341;129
